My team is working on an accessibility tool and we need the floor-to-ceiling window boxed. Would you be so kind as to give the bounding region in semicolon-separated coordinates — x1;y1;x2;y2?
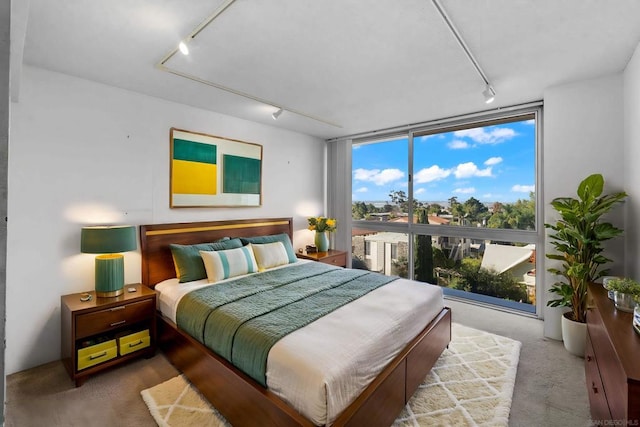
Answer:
350;107;541;314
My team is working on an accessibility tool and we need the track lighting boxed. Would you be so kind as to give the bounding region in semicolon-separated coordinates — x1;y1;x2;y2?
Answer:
483;85;496;104
432;0;497;105
272;108;283;120
178;41;189;55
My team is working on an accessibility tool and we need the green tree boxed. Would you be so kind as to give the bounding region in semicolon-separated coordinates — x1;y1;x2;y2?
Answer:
428;203;444;215
461;197;489;224
414;208;435;283
487;192;535;230
388;189;423;214
453;258;529;302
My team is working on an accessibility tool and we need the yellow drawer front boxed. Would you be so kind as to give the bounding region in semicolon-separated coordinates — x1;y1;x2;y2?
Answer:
118;330;150;356
77;340;117;371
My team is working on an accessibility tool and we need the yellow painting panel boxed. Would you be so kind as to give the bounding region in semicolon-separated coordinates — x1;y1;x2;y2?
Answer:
172;160;217;195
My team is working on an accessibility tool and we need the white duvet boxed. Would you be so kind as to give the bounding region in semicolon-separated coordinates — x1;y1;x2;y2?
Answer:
155;260;444;426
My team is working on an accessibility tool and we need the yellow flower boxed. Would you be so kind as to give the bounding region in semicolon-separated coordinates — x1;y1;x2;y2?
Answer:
307;216;337;233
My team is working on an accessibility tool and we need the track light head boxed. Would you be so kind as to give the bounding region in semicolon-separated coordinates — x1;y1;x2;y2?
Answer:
483;85;496;104
178;41;189;55
272;108;283;120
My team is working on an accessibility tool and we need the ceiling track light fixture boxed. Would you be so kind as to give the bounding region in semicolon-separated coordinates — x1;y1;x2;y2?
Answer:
156;0;342;129
483;85;496;104
431;0;497;104
272;108;283;120
178;40;189;55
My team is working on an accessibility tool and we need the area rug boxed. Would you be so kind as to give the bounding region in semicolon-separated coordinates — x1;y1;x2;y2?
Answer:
141;323;521;427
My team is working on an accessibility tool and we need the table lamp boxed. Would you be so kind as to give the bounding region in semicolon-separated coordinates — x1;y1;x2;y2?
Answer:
81;225;137;297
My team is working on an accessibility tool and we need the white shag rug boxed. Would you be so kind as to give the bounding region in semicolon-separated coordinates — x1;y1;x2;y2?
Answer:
142;323;521;427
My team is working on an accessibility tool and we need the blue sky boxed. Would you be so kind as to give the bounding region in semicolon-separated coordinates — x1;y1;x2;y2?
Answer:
352;119;535;205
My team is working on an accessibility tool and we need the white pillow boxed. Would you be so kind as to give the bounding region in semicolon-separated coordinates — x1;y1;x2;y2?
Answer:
250;242;290;271
199;246;258;283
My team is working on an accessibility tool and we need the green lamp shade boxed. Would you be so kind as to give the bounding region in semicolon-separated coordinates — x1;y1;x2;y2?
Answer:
81;226;137;298
81;225;137;254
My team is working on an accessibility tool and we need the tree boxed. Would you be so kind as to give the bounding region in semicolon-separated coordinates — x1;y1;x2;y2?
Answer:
451;200;465;225
453;258;529;303
414;208;435;283
389;190;407;206
428;203;444;215
388;189;424;214
352;201;383;219
487;192;535;230
461;197;488;224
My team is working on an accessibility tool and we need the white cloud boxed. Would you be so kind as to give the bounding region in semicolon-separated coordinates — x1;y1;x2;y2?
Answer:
355;187;368;193
415;188;426;195
353;168;404;185
454;127;516;144
484;157;503;166
524;119;535;125
453;162;493;178
448;140;470;149
512;184;535;192
414;165;451;183
454;187;476;194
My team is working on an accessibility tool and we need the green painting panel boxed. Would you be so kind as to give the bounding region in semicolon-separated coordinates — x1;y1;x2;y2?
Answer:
173;139;217;164
223;155;261;194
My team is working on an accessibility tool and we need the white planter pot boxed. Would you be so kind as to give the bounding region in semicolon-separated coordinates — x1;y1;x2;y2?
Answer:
561;312;587;357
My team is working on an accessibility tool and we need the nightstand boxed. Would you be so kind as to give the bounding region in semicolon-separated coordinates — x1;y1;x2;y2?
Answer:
296;249;347;267
61;284;157;386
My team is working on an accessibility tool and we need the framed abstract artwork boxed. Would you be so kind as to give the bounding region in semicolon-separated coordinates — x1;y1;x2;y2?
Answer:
170;128;263;208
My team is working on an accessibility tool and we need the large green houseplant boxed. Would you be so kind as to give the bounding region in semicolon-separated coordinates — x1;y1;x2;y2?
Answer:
546;173;627;325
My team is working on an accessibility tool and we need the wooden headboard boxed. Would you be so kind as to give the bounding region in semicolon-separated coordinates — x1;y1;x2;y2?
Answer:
139;217;293;288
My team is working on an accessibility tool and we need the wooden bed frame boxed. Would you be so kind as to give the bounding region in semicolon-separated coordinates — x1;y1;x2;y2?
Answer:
140;217;451;427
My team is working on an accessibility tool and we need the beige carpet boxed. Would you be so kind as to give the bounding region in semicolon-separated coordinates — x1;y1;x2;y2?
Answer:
141;324;521;426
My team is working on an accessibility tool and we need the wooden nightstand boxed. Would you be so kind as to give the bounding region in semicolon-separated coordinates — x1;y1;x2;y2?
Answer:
296;249;347;267
61;284;157;386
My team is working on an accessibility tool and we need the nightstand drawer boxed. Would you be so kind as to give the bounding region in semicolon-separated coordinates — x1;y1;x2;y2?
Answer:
77;339;117;371
76;299;155;339
118;329;151;356
320;252;347;267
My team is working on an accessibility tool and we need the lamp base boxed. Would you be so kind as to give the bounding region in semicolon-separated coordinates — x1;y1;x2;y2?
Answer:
96;288;124;298
95;254;125;298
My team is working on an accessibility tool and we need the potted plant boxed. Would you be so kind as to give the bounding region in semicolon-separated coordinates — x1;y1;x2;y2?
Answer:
546;173;626;356
605;277;640;312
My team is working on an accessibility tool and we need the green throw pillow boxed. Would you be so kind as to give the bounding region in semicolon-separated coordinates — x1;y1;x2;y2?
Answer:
239;233;297;264
170;238;242;283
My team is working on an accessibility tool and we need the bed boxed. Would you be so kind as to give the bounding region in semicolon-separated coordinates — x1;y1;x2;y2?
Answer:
140;217;451;427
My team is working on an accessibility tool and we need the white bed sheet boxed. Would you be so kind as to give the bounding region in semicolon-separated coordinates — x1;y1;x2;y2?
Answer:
155;261;444;426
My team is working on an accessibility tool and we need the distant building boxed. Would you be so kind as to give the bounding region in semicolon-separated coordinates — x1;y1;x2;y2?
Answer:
480;243;536;304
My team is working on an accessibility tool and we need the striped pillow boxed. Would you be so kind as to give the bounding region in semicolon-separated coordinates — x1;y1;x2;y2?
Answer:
200;246;258;283
250;242;290;271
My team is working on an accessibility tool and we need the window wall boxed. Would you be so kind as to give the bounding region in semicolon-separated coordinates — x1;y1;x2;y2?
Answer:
350;107;541;314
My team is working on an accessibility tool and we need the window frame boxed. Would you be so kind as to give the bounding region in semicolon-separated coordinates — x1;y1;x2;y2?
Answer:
349;105;543;316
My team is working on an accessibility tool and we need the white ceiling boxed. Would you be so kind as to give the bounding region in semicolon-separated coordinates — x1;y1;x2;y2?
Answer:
15;0;640;139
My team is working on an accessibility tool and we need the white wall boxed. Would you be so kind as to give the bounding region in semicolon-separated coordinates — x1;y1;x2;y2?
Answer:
624;43;640;279
542;73;626;339
6;66;325;374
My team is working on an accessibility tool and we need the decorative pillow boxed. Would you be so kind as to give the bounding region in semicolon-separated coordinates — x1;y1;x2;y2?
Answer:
250;242;290;271
239;233;297;264
200;246;258;283
170;238;242;283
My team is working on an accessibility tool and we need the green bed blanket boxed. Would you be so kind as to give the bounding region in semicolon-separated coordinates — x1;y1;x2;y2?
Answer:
176;261;396;386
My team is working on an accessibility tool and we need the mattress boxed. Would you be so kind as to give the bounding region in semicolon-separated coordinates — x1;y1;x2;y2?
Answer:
155;260;444;425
